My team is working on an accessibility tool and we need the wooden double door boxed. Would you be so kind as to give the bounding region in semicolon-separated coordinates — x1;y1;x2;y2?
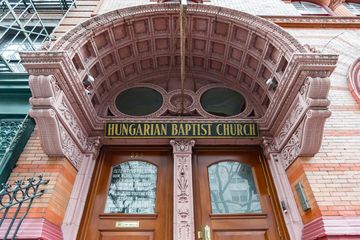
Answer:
79;148;286;240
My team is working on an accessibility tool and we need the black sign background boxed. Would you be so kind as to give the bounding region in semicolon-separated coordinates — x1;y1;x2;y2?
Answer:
105;122;258;138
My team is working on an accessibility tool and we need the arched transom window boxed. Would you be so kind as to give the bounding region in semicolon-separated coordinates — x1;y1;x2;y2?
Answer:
292;1;329;15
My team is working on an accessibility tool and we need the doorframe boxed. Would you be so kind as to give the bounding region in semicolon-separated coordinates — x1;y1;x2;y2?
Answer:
192;146;290;240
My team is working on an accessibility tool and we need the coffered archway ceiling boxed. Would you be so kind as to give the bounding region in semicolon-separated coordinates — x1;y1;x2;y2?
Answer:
22;4;338;137
50;4;312;120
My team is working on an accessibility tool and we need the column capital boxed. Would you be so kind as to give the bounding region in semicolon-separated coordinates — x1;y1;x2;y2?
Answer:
170;139;195;153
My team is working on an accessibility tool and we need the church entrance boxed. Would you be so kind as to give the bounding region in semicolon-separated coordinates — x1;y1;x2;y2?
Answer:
79;146;286;240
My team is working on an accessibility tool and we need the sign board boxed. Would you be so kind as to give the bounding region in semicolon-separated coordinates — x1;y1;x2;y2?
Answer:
105;122;258;138
115;221;140;228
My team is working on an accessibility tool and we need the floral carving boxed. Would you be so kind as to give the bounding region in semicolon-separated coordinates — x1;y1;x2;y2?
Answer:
170;139;195;153
59;125;83;169
276;100;304;145
171;140;195;240
280;123;304;169
58;99;87;148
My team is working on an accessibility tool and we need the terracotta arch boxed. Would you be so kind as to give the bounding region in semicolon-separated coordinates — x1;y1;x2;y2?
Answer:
20;4;338;239
48;4;308;119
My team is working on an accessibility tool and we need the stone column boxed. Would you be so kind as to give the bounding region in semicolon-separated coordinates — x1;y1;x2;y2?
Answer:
170;139;195;240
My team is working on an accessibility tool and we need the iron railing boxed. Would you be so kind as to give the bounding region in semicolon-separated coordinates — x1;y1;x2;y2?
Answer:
0;115;35;185
0;176;48;240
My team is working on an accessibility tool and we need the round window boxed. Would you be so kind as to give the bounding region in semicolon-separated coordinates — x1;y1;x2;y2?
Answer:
200;88;246;117
115;87;163;116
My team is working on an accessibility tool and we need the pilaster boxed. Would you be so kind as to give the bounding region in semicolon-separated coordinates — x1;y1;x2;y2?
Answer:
170;139;196;240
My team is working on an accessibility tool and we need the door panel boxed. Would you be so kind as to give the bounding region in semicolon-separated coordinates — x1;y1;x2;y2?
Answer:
99;231;154;240
80;149;172;240
213;231;268;240
194;150;280;240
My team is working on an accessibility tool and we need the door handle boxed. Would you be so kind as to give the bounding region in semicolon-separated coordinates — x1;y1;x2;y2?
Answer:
197;225;211;240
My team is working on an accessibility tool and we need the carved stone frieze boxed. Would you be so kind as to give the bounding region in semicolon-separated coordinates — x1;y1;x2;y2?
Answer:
170;139;195;240
279;122;303;169
275;99;305;146
59;125;83;169
58;97;87;148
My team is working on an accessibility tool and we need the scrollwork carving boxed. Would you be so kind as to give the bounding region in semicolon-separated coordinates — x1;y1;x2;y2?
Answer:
59;125;83;169
276;100;305;145
279;122;304;169
58;98;87;148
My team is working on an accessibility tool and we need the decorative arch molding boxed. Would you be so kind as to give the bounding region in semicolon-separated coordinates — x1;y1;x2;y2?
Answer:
348;57;360;104
21;4;337;170
21;4;338;239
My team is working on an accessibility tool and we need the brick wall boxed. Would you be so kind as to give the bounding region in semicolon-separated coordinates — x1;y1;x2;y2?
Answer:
7;128;77;226
285;29;360;233
287;158;321;224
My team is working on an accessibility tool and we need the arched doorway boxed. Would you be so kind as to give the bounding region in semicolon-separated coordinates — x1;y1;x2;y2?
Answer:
21;4;337;239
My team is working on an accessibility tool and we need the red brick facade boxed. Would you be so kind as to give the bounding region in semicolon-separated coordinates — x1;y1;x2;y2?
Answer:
6;129;77;233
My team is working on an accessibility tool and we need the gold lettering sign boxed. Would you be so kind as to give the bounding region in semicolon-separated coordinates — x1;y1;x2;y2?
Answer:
105;122;258;138
115;221;140;228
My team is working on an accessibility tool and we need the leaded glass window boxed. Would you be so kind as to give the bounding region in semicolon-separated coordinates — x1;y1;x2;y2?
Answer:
208;161;261;214
104;161;157;214
292;1;329;15
200;88;246;117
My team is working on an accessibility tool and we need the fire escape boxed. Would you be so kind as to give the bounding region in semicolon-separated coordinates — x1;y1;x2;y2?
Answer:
0;1;75;238
0;0;75;184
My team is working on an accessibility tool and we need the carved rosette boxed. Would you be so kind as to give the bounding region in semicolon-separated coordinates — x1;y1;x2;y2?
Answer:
170;139;195;240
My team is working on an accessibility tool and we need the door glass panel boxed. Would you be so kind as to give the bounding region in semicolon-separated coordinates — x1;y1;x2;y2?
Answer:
104;161;157;214
208;161;261;214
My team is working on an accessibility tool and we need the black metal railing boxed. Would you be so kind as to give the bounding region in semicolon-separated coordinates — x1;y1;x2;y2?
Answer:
0;116;36;185
0;176;48;240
